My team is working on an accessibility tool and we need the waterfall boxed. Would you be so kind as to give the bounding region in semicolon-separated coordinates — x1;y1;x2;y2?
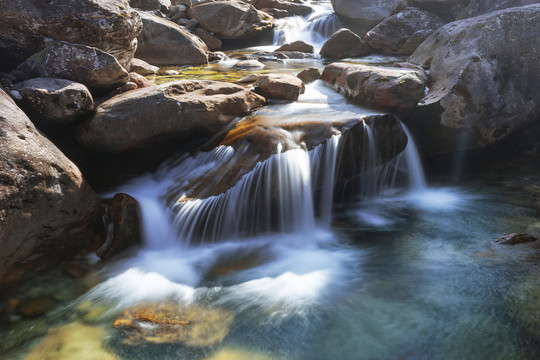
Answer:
399;123;427;190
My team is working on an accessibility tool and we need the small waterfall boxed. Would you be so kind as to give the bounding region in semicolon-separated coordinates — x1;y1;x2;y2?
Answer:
399;123;427;190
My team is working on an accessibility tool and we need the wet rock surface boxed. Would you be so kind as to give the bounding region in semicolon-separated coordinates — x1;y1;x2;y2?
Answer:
493;232;538;245
113;302;234;346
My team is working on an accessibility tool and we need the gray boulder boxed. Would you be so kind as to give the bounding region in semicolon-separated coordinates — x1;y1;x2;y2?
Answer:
320;29;371;59
331;0;407;30
408;5;540;154
129;0;171;10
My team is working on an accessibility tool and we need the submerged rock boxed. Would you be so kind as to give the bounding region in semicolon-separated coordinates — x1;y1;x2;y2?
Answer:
320;29;371;59
15;296;57;317
75;80;266;153
408;5;540;155
0;89;102;288
16;41;130;92
113;302;234;346
253;73;305;101
187;0;274;39
135;11;209;66
364;7;444;55
321;62;427;116
0;0;142;71
24;322;117;360
12;78;94;126
493;232;538;245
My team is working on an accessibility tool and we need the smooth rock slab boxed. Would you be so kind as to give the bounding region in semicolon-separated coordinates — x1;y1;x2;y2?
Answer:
321;62;427;115
16;41;129;92
12;78;94;126
75;80;266;153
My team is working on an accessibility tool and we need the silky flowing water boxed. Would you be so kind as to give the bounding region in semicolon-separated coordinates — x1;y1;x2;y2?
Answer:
2;2;540;359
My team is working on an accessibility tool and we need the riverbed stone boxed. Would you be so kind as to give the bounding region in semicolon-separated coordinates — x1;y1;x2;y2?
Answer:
321;62;427;116
364;7;444;55
15;296;57;317
276;40;314;53
135;11;209;66
407;5;540;155
113;302;234;346
493;232;538;245
297;67;321;84
187;1;275;39
0;0;142;71
0;89;102;288
320;29;371;59
254;73;305;101
75;80;266;153
130;58;159;75
12;78;94;126
15;41;130;92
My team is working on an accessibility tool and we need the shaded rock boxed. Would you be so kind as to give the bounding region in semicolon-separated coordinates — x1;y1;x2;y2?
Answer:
135;11;209;66
234;60;265;69
24;322;117;360
16;296;57;317
130;58;159;75
456;0;538;20
129;72;153;88
113;82;139;95
297;67;321;84
75;80;266;153
364;7;444;55
0;89;102;288
408;5;540;155
493;232;538;245
331;0;407;30
113;302;234;346
320;29;371;59
97;193;142;260
16;41;129;92
187;1;275;39
254;73;305;101
276;40;314;53
12;78;94;126
321;62;427;115
195;28;223;50
63;264;89;279
252;0;313;16
130;0;171;10
0;0;142;70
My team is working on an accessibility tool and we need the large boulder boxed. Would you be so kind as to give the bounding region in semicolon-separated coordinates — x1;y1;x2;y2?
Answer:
321;62;427;116
0;89;102;288
254;74;305;101
0;0;142;71
408;5;540;155
331;0;407;30
407;0;467;21
187;1;275;39
135;11;209;66
15;41;130;92
75;80;266;153
364;7;444;55
129;0;171;10
320;29;371;59
456;0;538;19
12;78;94;126
252;0;313;16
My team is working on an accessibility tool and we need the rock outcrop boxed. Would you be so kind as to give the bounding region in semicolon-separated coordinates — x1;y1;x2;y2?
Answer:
187;1;274;39
75;80;266;153
0;0;142;70
320;29;371;59
15;41;130;92
12;78;94;126
135;11;209;66
321;62;427;116
364;7;444;55
408;5;540;155
0;89;102;288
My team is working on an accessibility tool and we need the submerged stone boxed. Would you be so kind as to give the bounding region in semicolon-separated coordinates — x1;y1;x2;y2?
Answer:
15;296;57;317
493;232;538;245
113;302;234;347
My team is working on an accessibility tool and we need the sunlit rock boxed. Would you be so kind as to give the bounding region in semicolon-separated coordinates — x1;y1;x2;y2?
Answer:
408;5;540;155
113;302;234;346
253;73;305;101
252;0;313;17
275;40;314;53
130;58;159;75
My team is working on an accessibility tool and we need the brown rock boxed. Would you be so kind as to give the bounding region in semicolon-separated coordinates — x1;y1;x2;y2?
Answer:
129;72;153;88
130;58;159;75
12;78;94;126
16;41;130;92
0;0;142;70
194;28;222;50
252;0;313;16
16;296;57;317
297;67;321;84
254;73;305;101
260;7;289;18
276;40;314;53
75;80;266;153
493;232;538;245
0;89;102;288
321;62;427;116
187;1;274;39
320;29;371;59
113;302;234;346
135;10;209;66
